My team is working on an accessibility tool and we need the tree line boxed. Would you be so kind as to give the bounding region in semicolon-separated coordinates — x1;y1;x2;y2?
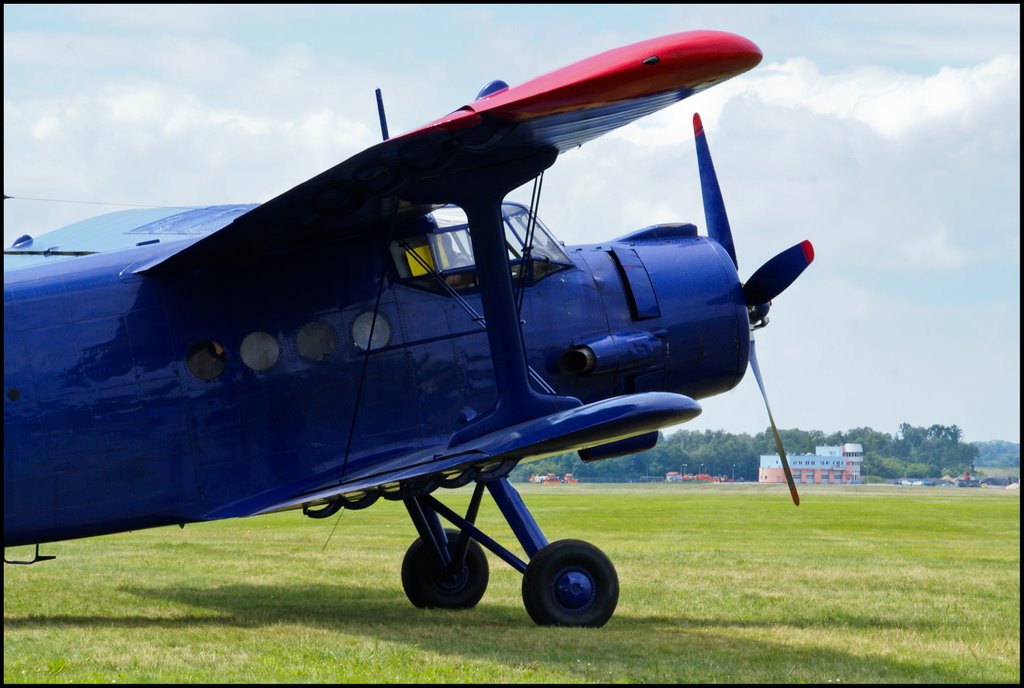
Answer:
973;440;1020;467
508;423;1016;483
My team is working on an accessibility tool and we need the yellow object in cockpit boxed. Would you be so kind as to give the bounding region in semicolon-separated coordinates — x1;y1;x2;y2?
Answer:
405;244;435;276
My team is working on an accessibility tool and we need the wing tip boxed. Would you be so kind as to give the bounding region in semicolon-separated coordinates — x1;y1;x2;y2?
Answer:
801;240;815;264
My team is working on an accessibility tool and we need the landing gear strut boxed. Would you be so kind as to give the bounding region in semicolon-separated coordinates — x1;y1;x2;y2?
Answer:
401;477;619;626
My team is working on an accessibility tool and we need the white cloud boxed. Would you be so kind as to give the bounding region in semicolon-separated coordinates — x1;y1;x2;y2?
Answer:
752;55;1020;141
616;54;1020;145
591;52;1019;294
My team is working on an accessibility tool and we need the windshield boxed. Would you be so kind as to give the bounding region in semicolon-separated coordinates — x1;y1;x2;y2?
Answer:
502;203;570;264
390;203;571;291
425;203;569;266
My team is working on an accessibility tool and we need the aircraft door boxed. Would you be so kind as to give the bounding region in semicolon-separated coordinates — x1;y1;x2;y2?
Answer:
390;285;485;439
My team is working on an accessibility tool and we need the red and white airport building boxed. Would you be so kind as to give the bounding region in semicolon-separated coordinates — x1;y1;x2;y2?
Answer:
759;444;864;485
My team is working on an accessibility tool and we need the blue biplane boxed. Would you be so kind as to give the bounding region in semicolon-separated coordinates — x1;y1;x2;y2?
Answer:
3;30;811;627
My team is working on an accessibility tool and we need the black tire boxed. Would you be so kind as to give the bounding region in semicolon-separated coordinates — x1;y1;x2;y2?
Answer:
401;528;489;609
522;539;618;627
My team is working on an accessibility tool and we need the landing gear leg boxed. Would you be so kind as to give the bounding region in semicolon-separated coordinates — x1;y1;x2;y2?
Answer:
403;477;619;626
400;484;489;609
486;478;619;627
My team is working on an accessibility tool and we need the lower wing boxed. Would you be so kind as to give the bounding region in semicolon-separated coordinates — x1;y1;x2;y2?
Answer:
206;392;700;519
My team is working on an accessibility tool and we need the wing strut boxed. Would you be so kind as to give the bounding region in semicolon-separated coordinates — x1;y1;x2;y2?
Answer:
404;148;581;446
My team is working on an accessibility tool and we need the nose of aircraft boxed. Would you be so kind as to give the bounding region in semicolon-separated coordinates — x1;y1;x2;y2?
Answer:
630;239;751;402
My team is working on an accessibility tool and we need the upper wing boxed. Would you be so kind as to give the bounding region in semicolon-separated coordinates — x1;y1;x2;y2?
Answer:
3;204;255;274
139;30;761;274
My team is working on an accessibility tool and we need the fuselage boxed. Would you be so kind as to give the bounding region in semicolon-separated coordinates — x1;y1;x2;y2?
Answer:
3;205;749;546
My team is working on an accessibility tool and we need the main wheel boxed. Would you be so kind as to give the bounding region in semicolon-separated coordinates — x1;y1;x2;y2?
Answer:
401;528;489;609
522;539;619;627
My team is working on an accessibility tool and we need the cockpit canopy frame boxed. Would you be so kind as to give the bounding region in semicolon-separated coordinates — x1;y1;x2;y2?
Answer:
390;202;572;293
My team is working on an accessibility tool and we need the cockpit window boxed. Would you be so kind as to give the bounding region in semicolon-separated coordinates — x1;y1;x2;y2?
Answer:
430;229;475;271
431;205;470;230
391;203;571;293
504;205;569;265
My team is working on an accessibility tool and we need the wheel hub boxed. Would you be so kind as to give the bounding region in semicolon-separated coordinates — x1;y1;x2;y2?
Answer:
553;568;595;610
435;564;468;592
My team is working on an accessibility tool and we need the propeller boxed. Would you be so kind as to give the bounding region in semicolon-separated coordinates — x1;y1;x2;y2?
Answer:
748;339;800;506
693;113;812;506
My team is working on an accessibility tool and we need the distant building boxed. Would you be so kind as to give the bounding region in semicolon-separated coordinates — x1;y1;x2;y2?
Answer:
759;444;863;485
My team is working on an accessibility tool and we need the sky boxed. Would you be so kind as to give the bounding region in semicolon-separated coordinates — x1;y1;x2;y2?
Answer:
3;4;1020;443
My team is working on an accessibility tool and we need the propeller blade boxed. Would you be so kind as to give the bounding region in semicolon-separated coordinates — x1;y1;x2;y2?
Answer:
693;114;804;506
742;240;814;307
748;338;800;506
693;113;738;269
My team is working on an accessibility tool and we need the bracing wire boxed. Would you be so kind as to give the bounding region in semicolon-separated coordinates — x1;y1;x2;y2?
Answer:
514;172;544;316
320;505;347;553
4;194;194;210
338;194;402;482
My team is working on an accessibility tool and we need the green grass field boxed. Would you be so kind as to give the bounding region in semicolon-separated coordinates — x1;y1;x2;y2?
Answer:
4;484;1019;683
